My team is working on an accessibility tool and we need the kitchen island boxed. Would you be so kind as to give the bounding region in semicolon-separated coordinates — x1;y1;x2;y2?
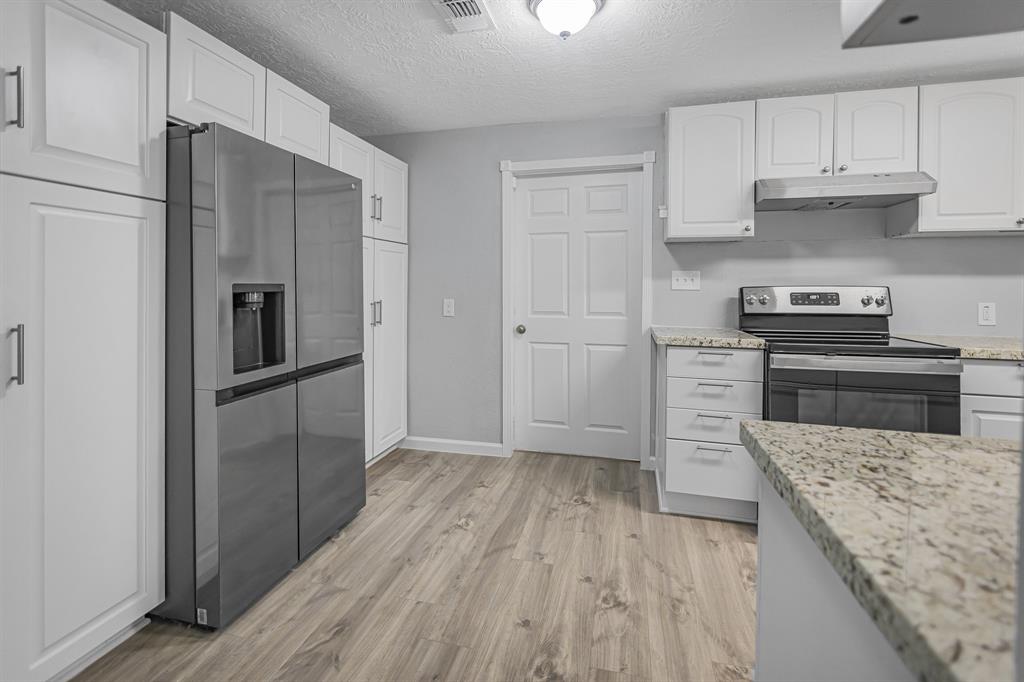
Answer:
741;420;1019;682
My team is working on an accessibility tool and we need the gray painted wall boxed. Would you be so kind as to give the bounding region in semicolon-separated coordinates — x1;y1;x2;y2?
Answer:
371;116;1024;445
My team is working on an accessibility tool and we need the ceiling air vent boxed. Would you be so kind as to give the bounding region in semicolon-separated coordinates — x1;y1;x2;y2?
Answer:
432;0;495;33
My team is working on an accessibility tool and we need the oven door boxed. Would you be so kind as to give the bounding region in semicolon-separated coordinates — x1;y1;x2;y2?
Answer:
768;353;962;435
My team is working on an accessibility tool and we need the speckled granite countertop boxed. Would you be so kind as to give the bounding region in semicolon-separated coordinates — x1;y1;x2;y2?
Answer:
897;334;1024;362
740;421;1019;682
651;326;765;349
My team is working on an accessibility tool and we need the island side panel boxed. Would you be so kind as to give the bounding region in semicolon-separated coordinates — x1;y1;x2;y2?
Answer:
755;474;914;682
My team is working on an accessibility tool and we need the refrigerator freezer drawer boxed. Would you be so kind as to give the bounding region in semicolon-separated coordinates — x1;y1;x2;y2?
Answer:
298;361;367;558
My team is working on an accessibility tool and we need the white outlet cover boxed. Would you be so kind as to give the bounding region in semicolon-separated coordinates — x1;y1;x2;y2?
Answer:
978;302;996;326
671;270;701;291
443;298;456;317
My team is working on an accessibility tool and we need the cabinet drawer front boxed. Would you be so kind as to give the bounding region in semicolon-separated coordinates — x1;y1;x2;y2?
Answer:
666;346;763;381
665;408;759;444
963;360;1024;398
666;377;763;413
664;439;759;502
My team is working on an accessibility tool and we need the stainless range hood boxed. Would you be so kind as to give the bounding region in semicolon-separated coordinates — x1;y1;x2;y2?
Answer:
754;171;936;211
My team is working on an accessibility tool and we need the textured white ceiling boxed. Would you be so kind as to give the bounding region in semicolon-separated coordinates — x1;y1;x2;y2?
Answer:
110;0;1024;137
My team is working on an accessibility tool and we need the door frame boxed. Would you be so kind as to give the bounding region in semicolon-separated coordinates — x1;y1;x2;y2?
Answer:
499;151;656;459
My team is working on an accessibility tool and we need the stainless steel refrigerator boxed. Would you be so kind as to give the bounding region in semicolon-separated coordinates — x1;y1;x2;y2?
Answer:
158;123;365;628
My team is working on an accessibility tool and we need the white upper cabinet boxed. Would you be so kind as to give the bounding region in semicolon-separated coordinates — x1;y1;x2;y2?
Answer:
330;124;375;237
0;0;166;200
756;94;834;179
665;101;755;241
373;149;409;244
916;77;1024;233
166;12;266;139
265;69;330;164
835;87;918;174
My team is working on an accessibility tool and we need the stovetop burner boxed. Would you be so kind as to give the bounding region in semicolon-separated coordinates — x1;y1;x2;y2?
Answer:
738;285;960;358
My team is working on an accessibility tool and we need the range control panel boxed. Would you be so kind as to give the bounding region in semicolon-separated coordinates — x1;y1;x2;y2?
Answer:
740;286;892;316
790;292;840;306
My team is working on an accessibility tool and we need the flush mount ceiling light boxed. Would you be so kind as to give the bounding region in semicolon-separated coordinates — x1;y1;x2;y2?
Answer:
528;0;604;40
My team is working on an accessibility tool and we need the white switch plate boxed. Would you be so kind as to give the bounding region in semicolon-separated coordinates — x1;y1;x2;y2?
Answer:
671;270;700;291
978;302;996;326
443;298;456;317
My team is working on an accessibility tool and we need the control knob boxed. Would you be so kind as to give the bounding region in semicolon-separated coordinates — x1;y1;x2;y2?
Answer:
744;295;757;306
861;295;874;306
875;295;887;307
758;295;770;305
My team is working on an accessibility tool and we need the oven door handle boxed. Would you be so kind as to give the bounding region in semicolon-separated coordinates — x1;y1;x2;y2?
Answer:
770;353;963;375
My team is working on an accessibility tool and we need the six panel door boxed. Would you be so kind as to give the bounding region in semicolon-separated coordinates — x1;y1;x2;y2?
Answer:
0;0;166;199
372;240;408;454
0;175;164;681
513;171;642;459
330;124;376;237
665;101;756;240
166;12;267;139
373;149;409;244
265;69;330;163
835;87;918;174
756;94;835;179
919;77;1024;233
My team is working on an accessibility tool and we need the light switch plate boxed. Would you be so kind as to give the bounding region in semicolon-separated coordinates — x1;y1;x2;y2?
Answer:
978;302;996;326
671;270;700;291
443;298;456;317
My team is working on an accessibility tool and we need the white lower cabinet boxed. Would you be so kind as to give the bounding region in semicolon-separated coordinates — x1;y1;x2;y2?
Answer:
0;175;164;681
656;343;763;522
363;238;408;460
960;359;1024;443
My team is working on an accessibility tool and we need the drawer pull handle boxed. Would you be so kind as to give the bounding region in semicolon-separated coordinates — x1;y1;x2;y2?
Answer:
697;382;734;389
696;445;730;454
696;350;734;357
697;413;733;420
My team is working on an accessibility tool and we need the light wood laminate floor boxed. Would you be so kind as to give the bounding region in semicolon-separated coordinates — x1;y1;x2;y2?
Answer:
79;449;757;681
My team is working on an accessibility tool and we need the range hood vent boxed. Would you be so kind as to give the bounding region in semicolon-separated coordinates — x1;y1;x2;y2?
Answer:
432;0;495;32
754;171;937;211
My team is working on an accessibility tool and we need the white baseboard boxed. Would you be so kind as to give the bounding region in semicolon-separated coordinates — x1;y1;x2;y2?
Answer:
53;616;149;681
401;436;508;458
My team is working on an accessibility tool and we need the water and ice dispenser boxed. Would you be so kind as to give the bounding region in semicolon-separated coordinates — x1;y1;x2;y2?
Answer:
232;284;285;374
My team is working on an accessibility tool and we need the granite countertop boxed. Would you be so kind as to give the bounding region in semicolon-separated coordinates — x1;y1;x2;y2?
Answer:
650;326;765;350
898;334;1024;362
740;420;1019;682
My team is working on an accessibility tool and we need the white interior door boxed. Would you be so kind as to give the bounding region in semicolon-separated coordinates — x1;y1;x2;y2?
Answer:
0;175;164;681
362;237;375;461
512;171;642;460
372;240;408;455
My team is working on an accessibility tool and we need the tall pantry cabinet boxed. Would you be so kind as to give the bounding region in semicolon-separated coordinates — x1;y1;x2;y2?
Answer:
332;125;409;461
0;1;166;680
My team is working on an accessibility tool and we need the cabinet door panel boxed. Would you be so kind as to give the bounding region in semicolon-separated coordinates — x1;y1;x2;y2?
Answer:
362;237;375;461
372;240;408;454
835;87;917;174
166;12;266;139
0;176;164;681
756;94;834;179
374;149;408;244
665;101;755;241
330;125;375;237
0;0;166;199
265;70;330;163
961;395;1023;443
919;78;1024;232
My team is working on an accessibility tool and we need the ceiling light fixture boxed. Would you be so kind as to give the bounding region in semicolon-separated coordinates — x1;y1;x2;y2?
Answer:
528;0;604;40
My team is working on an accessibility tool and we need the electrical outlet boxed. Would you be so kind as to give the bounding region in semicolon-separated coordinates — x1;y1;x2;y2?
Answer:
443;298;456;317
978;302;996;326
671;270;700;291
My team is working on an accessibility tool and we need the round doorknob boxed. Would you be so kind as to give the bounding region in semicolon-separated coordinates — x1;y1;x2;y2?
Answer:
838;164;849;172
515;324;527;335
821;165;831;174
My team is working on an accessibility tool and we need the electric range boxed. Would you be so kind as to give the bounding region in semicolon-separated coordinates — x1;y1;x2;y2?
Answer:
738;285;962;435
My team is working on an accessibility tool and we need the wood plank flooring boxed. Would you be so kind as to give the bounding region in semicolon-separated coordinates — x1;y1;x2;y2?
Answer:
78;449;757;682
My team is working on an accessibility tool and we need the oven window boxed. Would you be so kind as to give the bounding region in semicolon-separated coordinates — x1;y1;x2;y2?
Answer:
769;382;835;426
836;386;959;435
